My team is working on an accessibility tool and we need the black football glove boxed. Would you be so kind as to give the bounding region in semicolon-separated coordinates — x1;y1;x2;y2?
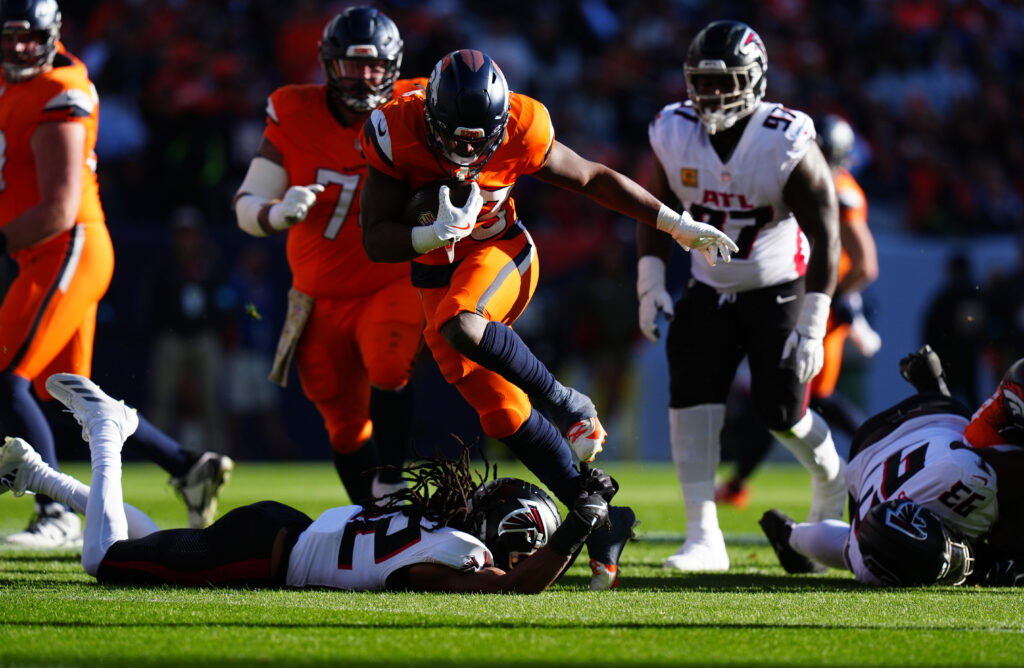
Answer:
548;492;609;557
578;464;619;503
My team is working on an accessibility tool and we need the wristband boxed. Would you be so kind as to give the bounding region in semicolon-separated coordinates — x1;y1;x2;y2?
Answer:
655;205;681;237
547;510;594;557
410;225;445;254
797;292;831;339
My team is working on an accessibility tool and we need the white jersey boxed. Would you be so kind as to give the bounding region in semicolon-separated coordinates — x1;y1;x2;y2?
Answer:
648;100;816;293
285;506;493;590
844;414;999;584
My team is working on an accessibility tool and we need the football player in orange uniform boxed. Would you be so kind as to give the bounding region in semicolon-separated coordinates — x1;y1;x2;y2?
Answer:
0;0;232;546
716;114;880;510
359;49;737;589
234;8;427;505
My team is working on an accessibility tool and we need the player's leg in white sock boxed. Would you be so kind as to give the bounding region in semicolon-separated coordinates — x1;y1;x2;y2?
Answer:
770;409;847;522
663;404;729;572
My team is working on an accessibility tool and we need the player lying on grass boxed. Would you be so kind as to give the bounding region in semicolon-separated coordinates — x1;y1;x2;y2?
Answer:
760;346;1024;587
0;373;618;593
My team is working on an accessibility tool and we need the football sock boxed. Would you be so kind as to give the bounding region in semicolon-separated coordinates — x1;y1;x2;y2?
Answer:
0;373;58;508
789;519;849;569
369;385;413;483
469;322;594;433
82;432;129;576
769;409;841;482
28;463;159;539
731;426;774;483
670;404;725;541
124;414;194;477
500;409;581;506
333;446;378;506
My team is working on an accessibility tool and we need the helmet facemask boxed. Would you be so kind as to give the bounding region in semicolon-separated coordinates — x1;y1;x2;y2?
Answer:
685;61;764;135
937;533;974;586
424;105;507;173
1;22;59;82
323;53;400;114
424;50;510;180
318;7;402;115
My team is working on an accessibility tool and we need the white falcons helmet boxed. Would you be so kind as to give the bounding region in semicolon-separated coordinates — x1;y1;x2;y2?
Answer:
684;20;767;135
467;478;561;571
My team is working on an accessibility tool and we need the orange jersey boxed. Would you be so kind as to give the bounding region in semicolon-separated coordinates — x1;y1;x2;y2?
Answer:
834;167;868;284
0;44;103;234
360;89;554;267
264;78;426;299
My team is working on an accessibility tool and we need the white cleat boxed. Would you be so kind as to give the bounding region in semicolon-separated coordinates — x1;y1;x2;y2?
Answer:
4;501;82;548
45;374;139;443
0;436;43;497
808;458;848;523
662;534;730;572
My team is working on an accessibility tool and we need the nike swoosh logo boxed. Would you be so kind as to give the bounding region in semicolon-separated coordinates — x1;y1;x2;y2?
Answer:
452;221;472;230
776;295;798;304
376;118;387;137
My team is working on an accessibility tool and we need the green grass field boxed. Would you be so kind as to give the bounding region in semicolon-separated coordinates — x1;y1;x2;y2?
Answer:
3;459;1023;667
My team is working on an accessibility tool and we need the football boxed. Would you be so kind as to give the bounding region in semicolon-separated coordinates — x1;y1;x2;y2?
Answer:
399;179;475;227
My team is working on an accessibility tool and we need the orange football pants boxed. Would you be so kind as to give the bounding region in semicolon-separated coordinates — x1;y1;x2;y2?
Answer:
0;222;113;399
295;277;424;454
419;230;539;440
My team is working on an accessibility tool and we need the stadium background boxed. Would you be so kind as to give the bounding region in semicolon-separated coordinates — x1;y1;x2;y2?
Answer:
30;0;1024;462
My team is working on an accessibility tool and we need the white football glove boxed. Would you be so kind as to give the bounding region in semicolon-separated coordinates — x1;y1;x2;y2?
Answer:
433;182;483;245
781;292;831;383
637;255;674;342
268;184;325;230
656;205;738;267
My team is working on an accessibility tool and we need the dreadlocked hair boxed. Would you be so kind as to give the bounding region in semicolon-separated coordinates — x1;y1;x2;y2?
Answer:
371;440;496;532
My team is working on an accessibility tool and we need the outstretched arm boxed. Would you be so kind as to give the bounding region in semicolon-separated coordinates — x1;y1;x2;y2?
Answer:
404;546;575;594
405;490;610;594
533;141;736;264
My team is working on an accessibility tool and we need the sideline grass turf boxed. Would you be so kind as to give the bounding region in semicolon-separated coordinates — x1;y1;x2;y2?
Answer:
2;460;1023;667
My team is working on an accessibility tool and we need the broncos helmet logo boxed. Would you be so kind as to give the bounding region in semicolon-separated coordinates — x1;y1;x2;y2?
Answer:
883;500;930;541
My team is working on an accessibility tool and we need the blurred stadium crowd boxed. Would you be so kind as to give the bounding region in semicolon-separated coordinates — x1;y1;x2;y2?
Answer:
60;0;1024;236
44;0;1024;458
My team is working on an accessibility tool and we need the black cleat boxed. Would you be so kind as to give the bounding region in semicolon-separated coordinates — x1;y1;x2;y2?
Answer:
586;505;638;590
899;345;950;396
759;509;826;574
